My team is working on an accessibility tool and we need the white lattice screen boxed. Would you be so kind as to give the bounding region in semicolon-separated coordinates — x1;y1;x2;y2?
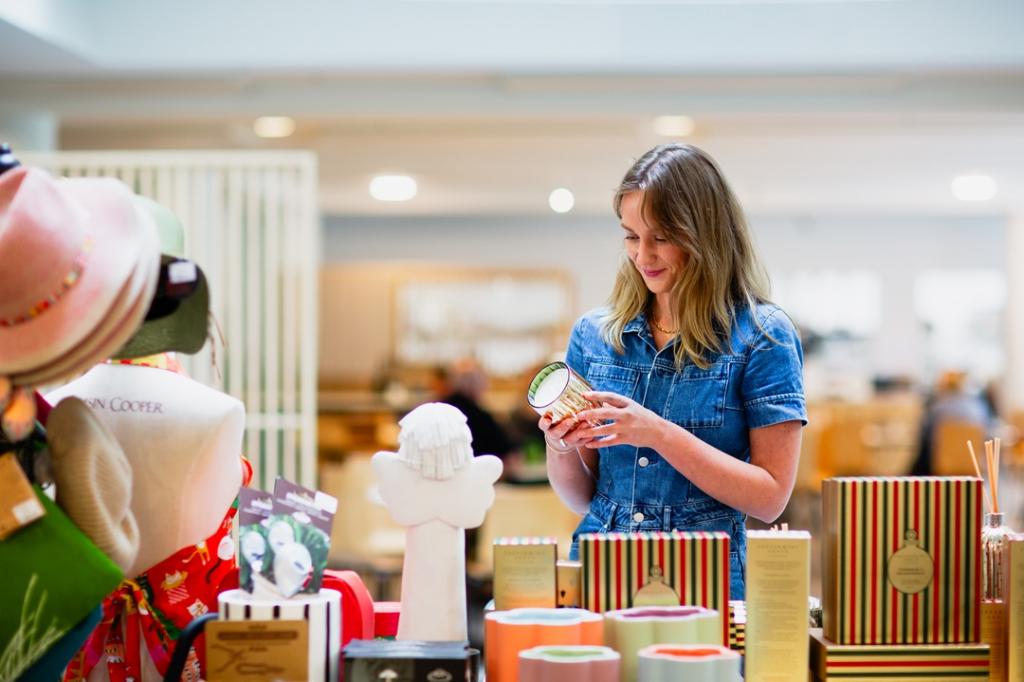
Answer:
25;151;319;490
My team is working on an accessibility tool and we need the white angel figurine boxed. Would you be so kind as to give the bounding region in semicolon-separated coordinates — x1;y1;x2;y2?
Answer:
373;402;503;642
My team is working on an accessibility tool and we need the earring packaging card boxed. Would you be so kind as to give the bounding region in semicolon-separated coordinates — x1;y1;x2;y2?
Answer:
0;451;44;539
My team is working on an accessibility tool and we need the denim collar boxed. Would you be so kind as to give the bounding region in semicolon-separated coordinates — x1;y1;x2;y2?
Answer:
623;311;648;335
623;311;660;353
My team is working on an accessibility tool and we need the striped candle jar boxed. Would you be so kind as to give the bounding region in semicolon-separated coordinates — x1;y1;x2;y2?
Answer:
822;477;982;645
217;588;341;682
526;362;599;424
579;531;730;644
809;628;990;680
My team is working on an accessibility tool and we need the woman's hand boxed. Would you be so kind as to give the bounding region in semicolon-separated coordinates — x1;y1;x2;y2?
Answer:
574;391;666;450
537;413;593;452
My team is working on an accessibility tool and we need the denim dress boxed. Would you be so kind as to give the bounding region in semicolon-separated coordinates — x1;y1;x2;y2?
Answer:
565;303;807;599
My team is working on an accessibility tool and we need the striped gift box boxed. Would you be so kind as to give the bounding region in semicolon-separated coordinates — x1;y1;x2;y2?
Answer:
579;531;730;644
728;601;745;653
822;477;982;645
810;628;989;680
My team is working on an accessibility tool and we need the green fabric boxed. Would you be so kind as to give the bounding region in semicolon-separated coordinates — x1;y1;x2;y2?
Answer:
0;490;123;681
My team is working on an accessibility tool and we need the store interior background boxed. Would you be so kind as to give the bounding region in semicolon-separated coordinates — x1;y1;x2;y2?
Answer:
3;0;1024;606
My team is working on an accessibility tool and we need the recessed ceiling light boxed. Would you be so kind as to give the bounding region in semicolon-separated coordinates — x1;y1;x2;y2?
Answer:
548;188;575;214
253;116;296;139
951;174;997;202
653;115;696;138
370;175;417;202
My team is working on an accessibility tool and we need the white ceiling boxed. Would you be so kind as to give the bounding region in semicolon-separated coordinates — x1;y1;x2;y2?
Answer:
3;0;1024;74
2;0;1023;216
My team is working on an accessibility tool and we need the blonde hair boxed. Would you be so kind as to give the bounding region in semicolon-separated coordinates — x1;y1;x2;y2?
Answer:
602;144;770;369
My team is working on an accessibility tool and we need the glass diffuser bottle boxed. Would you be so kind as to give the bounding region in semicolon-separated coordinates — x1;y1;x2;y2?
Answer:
982;511;1012;601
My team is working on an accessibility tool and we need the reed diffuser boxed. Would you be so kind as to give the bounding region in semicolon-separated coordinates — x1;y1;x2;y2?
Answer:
968;437;1013;601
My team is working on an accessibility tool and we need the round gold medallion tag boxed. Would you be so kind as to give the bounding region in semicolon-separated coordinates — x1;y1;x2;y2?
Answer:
887;529;934;594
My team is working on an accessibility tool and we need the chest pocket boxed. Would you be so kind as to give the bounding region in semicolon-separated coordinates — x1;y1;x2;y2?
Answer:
665;359;731;429
586;362;640;402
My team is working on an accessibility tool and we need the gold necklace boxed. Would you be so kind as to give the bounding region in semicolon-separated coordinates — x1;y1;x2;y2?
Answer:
651;316;678;335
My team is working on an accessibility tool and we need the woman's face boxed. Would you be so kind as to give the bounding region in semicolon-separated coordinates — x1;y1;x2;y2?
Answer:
620;191;688;297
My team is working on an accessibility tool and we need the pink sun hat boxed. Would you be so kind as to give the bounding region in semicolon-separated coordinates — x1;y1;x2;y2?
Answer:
0;167;157;375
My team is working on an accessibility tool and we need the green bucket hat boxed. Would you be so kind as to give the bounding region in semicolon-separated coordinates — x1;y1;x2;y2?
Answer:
113;197;209;359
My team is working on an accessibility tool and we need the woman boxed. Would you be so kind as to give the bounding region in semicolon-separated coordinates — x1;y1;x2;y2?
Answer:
540;143;806;599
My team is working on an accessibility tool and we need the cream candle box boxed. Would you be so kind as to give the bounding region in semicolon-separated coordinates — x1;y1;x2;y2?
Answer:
1005;534;1024;682
493;536;557;610
745;529;810;682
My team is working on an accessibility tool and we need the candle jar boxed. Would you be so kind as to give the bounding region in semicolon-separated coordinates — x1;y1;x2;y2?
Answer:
982;512;1013;601
527;361;599;425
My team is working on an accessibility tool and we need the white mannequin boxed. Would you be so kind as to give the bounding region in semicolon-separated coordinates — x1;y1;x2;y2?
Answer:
49;362;244;682
373;402;502;642
48;362;244;577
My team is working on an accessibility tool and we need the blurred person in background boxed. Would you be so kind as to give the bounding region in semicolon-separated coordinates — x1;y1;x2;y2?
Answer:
911;369;995;475
435;357;513;461
539;143;807;600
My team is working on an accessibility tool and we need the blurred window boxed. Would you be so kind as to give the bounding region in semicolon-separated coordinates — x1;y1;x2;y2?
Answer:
774;269;882;336
914;269;1006;378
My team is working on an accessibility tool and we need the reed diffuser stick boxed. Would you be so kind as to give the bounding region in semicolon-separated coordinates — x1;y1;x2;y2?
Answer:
967;440;992;514
984;440;999;514
993;437;1001;514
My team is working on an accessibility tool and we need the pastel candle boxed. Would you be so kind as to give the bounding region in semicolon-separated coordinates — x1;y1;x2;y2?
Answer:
604;606;721;682
636;644;741;682
518;645;620;682
485;608;604;682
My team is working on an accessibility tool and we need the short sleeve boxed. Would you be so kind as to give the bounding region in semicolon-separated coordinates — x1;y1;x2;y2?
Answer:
741;307;808;428
564;315;590;378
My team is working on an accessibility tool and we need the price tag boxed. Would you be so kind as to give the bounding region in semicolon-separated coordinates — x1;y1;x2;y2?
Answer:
0;452;44;539
206;619;309;681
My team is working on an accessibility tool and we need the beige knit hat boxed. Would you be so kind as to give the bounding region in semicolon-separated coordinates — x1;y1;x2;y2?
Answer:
47;396;139;572
396;402;474;480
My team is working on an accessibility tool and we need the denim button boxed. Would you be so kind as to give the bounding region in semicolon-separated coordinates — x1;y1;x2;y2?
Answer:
633;512;644;522
638;456;650;467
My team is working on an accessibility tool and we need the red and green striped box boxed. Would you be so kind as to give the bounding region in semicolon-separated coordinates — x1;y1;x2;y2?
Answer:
822;477;982;645
810;628;989;680
728;600;745;653
578;531;730;644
